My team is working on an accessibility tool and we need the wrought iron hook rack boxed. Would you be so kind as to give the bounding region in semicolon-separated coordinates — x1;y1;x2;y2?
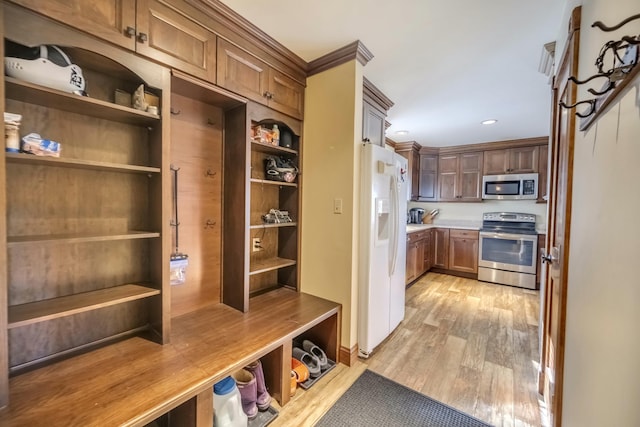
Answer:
560;12;640;131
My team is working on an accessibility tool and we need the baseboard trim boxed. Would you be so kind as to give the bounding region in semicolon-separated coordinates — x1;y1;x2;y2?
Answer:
339;344;358;367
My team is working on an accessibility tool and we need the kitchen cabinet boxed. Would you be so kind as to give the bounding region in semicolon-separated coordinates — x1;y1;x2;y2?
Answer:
405;229;434;285
437;152;483;201
217;38;304;119
12;0;218;82
418;153;438;201
449;229;479;273
396;143;420;201
422;229;433;272
362;78;393;147
432;228;450;269
538;144;549;202
362;99;386;147
483;146;539;175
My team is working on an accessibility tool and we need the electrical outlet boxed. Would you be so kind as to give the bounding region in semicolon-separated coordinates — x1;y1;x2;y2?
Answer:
252;237;262;252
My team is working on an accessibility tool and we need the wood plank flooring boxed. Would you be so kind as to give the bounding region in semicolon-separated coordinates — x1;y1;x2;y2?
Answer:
271;273;545;426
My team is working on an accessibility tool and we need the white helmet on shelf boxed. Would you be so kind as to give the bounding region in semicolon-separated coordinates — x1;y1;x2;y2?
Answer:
4;40;86;96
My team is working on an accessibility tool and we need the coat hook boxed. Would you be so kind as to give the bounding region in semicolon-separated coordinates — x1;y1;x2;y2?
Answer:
559;99;596;118
170;108;181;115
170;164;180;172
205;168;216;178
592;13;640;32
204;219;216;229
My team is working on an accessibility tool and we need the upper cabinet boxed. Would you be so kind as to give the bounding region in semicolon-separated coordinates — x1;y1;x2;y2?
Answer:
10;0;217;82
217;39;304;119
483;146;539;175
438;152;483;202
8;0;138;50
362;77;393;147
418;153;438;201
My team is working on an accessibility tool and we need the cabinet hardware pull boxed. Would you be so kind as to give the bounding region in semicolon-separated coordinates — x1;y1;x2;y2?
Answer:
363;138;371;143
170;108;181;115
205;219;216;229
138;32;148;43
207;118;216;126
263;91;274;100
205;169;216;178
125;26;136;37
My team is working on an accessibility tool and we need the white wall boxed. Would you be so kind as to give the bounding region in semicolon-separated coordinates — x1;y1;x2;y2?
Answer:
562;1;640;426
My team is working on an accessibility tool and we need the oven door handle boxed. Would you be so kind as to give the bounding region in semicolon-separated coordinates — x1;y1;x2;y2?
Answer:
479;231;538;241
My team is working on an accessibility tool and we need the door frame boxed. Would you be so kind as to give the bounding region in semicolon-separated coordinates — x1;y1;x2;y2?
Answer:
539;6;581;427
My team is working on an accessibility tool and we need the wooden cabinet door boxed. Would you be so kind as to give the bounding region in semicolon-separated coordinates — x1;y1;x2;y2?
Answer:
363;100;386;147
433;228;450;269
406;237;417;285
217;38;269;104
449;229;479;273
268;68;305;120
10;0;137;50
437;155;459;201
137;0;217;82
509;146;539;173
423;230;432;272
538;144;549;202
410;150;420;201
483;149;509;175
459;152;483;201
419;154;438;201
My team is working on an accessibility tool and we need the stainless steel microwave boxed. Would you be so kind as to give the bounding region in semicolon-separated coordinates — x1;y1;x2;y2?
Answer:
482;173;538;200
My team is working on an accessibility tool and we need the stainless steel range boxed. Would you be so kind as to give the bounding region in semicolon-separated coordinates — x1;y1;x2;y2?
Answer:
478;212;538;289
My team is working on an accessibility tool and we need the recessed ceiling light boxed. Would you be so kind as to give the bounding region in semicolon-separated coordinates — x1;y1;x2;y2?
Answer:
481;119;498;125
395;130;409;135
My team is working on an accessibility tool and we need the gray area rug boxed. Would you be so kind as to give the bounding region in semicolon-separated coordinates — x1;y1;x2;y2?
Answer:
315;370;492;427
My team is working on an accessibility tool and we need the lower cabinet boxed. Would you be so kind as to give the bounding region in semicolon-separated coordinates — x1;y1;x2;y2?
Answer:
448;229;479;273
433;228;450;269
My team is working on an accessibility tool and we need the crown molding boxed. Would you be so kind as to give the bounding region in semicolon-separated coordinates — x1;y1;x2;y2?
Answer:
307;40;374;76
363;77;394;111
185;0;307;83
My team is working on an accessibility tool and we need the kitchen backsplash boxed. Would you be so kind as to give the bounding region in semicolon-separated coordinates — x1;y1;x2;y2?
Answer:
408;200;548;232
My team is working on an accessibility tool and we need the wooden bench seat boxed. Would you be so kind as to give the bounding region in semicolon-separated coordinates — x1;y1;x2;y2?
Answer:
0;289;341;426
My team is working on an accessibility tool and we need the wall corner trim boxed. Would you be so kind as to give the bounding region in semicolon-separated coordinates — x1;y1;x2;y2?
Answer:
307;40;374;77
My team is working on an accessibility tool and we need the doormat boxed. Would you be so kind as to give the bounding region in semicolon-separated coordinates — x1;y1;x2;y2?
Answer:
315;370;492;427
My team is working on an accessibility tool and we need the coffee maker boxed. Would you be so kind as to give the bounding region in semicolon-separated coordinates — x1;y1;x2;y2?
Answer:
408;208;425;224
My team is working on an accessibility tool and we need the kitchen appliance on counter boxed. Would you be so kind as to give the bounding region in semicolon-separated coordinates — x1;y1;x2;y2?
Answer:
408;208;425;224
358;143;408;357
478;212;538;289
482;173;538;200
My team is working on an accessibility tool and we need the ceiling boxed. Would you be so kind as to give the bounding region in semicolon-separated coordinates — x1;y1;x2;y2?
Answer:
219;0;566;147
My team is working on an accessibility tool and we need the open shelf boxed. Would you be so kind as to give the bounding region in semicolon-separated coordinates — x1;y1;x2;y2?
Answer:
251;141;297;156
249;257;297;275
8;284;161;329
7;231;160;247
5;77;160;126
250;178;297;188
250;222;297;229
5;153;161;174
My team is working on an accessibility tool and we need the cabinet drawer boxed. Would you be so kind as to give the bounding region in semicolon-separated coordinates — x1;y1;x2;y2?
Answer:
407;230;427;242
449;229;479;239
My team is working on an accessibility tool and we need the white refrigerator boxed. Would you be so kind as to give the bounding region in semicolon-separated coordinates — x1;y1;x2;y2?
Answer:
358;143;408;358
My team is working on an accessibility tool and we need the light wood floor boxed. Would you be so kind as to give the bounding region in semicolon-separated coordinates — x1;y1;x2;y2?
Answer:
271;272;545;426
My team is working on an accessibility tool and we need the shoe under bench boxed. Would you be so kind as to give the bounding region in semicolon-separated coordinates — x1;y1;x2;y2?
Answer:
0;288;341;426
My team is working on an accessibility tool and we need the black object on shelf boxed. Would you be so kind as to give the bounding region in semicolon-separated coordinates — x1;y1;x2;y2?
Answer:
298;359;336;390
248;405;279;427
